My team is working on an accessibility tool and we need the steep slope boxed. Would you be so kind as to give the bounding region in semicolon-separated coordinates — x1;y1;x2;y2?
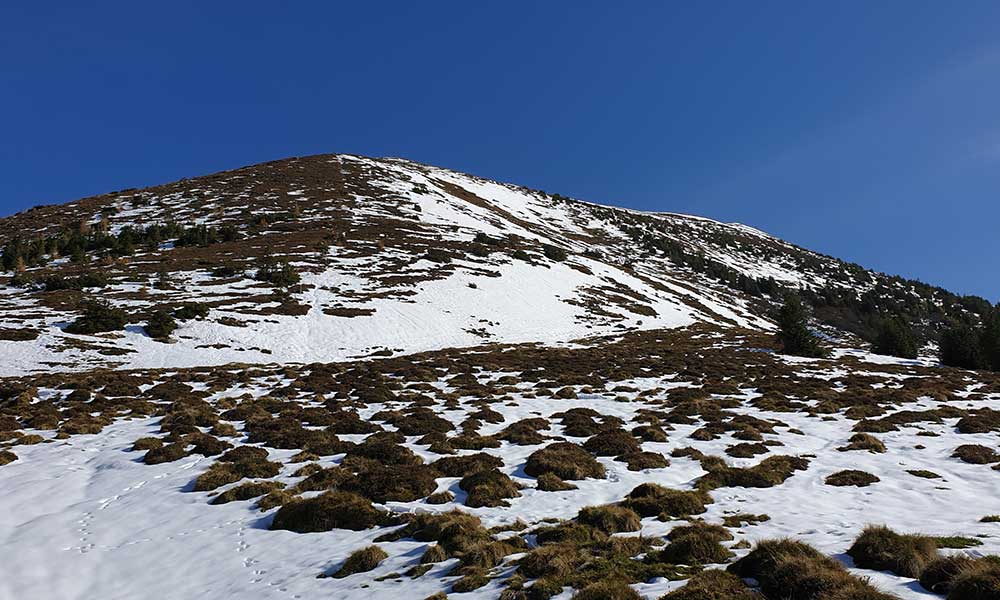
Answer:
0;154;981;376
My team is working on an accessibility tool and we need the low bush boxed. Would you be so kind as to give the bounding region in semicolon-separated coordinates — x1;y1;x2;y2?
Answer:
570;581;641;600
145;308;177;339
65;299;126;334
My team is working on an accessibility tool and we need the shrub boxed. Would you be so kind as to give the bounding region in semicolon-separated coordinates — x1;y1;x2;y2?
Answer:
65;299;126;334
846;525;938;578
145;308;177;339
210;265;241;278
255;259;300;287
424;248;452;263
524;442;605;480
940;326;985;370
776;293;826;357
872;316;918;359
825;470;880;487
173;302;210;320
542;244;568;262
576;505;642;534
328;545;388;578
269;491;387;532
662;569;758;599
0;450;17;465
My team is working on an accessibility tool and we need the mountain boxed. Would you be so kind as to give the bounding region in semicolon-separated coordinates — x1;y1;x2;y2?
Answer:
0;154;998;600
0;153;987;376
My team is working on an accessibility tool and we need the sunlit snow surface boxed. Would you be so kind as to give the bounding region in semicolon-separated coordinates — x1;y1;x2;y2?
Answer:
1;361;997;600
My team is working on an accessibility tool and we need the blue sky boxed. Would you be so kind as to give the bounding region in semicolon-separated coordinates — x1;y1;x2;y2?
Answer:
2;2;998;300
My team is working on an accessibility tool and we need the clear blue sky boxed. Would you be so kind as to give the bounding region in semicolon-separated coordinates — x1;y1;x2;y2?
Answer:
3;2;999;300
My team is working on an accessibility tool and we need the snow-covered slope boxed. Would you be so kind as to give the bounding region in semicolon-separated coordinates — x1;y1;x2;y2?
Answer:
0;153;935;376
2;154;998;600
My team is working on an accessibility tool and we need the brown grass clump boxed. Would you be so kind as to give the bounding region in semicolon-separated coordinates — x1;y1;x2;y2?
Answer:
725;443;770;458
193;462;244;492
722;513;770;527
143;442;188;464
956;408;1000;434
210;480;285;505
622;483;711;518
846;525;938;578
258;490;294;511
0;450;17;466
729;538;898;600
618;451;670;471
452;568;491;592
654;534;733;565
696;455;809;491
825;470;880;487
432;452;503;477
426;491;454;504
536;472;578;491
952;444;1000;464
661;569;759;599
582;429;641;456
340;464;439;503
421;544;448;564
524;442;605;480
518;544;588;579
326;545;388;578
132;437;163;451
576;505;642;534
534;522;608;546
838;433;887;454
570;581;641;600
269;491;387;532
459;468;521;508
632;425;668;442
948;557;1000;600
918;554;976;594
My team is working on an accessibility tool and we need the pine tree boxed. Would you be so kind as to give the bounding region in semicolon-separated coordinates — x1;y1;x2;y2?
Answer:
872;315;918;359
145;308;177;340
980;308;1000;371
777;293;826;357
939;325;984;370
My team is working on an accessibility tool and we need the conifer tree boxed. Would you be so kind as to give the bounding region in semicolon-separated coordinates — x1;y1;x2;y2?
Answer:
939;325;984;370
872;315;918;359
777;293;826;357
